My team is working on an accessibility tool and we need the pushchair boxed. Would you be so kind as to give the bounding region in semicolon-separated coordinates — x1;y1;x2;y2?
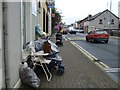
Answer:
25;39;65;81
56;32;63;46
43;40;64;75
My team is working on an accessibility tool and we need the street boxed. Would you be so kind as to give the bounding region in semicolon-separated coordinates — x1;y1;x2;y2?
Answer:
63;32;120;84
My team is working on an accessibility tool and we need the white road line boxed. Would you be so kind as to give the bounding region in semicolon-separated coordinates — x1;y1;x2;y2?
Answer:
62;36;68;41
66;37;85;41
104;68;120;73
99;61;109;68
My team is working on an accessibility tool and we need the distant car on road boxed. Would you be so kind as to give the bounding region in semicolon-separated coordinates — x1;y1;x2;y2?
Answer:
69;30;76;34
86;30;109;43
74;29;84;33
74;29;80;33
79;29;84;33
62;28;68;34
68;27;76;34
62;30;68;34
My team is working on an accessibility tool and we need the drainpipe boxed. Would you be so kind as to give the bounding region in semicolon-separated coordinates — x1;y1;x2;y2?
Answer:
3;2;10;89
49;7;52;36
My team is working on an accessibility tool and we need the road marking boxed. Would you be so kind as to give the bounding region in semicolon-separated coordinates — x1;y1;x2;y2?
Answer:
99;61;109;68
70;41;110;70
67;37;85;41
62;35;68;41
104;68;120;73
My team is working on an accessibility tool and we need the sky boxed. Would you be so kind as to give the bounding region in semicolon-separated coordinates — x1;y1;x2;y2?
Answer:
55;0;120;25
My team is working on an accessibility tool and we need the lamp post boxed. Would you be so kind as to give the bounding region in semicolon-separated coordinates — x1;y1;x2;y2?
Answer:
108;20;111;35
108;0;112;35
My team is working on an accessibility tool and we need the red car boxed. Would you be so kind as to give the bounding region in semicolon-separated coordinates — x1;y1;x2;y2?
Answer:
86;30;109;43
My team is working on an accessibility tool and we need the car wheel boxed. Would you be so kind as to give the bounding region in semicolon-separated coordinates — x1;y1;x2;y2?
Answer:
91;38;95;43
105;40;108;43
86;37;89;41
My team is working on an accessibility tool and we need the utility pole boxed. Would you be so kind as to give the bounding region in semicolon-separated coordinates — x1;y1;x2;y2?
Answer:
109;0;112;35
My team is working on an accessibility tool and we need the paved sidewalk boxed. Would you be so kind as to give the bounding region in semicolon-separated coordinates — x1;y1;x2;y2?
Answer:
21;35;119;89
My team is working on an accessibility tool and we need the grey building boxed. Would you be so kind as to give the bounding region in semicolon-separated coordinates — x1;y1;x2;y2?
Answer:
84;9;119;33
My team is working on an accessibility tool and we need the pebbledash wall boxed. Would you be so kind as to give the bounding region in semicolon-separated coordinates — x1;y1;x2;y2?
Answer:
1;1;50;88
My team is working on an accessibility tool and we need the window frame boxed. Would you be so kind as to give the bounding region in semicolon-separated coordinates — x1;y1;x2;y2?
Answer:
111;19;114;24
99;19;103;24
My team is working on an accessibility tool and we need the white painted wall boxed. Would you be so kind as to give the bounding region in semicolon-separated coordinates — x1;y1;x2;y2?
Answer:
1;1;49;88
6;2;21;88
26;2;32;42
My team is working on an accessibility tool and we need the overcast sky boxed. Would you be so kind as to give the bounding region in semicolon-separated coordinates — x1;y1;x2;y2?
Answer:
55;0;120;25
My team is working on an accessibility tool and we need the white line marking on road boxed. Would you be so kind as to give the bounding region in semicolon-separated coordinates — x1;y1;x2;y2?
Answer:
99;61;109;68
62;36;68;41
104;68;120;73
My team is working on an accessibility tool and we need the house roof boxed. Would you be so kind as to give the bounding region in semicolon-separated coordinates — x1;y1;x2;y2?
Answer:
89;9;119;21
89;12;101;21
77;16;91;24
76;9;119;24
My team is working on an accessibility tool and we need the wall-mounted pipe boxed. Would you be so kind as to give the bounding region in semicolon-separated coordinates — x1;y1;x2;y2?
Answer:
3;2;10;89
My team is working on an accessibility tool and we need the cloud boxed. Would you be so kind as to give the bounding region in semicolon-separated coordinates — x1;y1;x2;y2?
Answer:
55;0;119;24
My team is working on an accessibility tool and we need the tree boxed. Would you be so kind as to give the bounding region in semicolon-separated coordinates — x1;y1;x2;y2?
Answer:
51;8;62;33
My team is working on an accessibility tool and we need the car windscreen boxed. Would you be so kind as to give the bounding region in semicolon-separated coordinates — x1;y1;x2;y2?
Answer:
95;31;107;34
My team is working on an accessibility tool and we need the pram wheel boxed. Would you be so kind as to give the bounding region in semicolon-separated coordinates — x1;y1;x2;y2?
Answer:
56;32;63;46
57;64;64;75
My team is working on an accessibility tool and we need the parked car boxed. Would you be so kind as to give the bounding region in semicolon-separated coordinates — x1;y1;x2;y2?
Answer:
74;29;80;33
68;27;76;34
69;30;76;34
62;28;68;34
62;30;68;34
86;30;109;43
79;29;84;33
74;29;84;33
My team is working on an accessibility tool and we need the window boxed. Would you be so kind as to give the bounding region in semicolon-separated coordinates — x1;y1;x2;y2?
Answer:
95;31;107;34
99;19;103;24
38;2;41;8
111;19;114;24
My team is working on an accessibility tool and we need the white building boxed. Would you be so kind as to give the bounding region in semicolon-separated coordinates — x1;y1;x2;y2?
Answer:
0;0;52;89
